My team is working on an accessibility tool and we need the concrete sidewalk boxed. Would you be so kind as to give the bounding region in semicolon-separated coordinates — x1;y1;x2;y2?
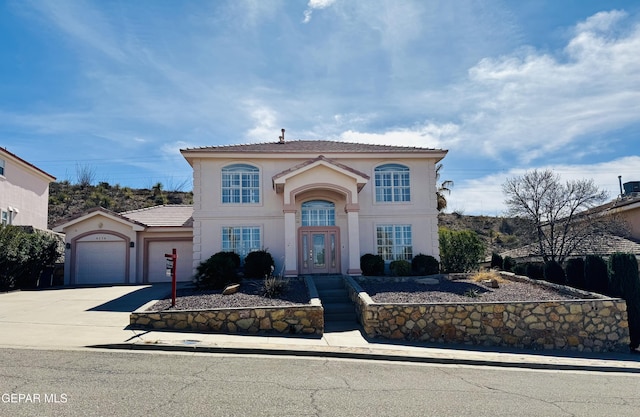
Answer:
1;284;639;372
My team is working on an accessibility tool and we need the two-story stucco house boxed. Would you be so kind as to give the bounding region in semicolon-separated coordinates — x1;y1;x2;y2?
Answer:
181;138;447;277
0;147;56;230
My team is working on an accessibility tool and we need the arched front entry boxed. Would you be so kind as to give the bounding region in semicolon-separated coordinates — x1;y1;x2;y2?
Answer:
298;200;340;274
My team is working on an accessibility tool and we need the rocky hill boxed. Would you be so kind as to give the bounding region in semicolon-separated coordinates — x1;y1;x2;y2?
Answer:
438;212;533;256
48;181;193;228
48;182;532;255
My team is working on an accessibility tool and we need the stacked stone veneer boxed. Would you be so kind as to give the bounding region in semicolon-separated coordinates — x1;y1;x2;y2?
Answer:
346;274;630;352
130;277;324;336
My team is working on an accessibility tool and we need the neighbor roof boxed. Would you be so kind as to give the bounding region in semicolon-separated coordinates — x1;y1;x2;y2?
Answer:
181;140;447;155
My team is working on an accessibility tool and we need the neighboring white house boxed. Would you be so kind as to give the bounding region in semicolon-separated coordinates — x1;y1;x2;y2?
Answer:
53;205;193;285
181;139;447;277
0;147;56;230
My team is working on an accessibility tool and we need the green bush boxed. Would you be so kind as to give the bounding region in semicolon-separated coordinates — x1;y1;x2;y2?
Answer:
490;252;503;269
360;254;385;276
243;250;275;279
411;254;439;275
194;251;240;289
512;263;526;276
608;253;640;349
543;260;566;284
525;262;544;280
584;255;609;295
565;258;585;289
390;260;411;276
502;256;516;272
438;228;485;273
0;226;62;290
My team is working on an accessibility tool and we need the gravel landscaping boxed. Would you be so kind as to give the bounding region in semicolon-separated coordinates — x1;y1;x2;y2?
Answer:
360;277;582;304
149;279;310;311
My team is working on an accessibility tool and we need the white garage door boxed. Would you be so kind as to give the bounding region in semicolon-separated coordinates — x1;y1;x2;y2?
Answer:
147;241;193;283
75;240;127;285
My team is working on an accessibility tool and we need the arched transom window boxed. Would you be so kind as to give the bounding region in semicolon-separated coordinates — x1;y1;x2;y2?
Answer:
374;164;410;202
301;200;335;226
222;164;260;204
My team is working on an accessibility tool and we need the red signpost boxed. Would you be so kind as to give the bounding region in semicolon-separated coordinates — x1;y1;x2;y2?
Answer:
165;248;177;307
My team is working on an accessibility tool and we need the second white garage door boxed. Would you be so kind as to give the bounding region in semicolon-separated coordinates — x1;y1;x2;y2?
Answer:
147;240;193;283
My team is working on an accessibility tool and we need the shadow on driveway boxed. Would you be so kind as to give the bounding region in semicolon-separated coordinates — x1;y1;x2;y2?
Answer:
87;284;172;312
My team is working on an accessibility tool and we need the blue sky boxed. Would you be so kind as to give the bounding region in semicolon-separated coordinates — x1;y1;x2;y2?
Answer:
1;0;639;215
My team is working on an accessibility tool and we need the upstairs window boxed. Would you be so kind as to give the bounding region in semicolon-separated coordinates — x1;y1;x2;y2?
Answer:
222;164;260;204
375;164;410;202
0;159;5;176
301;200;335;226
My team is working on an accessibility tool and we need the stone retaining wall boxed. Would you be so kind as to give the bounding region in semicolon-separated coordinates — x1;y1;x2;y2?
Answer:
130;277;324;336
346;275;630;352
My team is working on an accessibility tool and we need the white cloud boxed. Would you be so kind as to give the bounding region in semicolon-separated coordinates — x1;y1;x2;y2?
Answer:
445;10;640;163
245;103;279;141
303;0;336;23
338;122;459;149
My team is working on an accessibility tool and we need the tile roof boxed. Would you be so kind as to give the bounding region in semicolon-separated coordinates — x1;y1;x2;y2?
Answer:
120;205;193;227
499;234;640;261
182;140;446;154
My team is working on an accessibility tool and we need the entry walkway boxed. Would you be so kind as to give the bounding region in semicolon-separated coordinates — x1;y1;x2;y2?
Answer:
1;284;639;372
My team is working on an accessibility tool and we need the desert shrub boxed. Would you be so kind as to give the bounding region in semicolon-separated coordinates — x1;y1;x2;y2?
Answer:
490;252;503;269
471;270;507;284
390;260;411;276
243;250;275;279
438;228;485;273
502;256;516;272
361;254;385;276
194;251;240;289
565;258;585;289
584;255;609;295
543;260;566;284
411;254;439;276
525;262;544;280
261;273;289;299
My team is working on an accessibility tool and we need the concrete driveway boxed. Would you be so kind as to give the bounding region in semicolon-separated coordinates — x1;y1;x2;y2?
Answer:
0;284;172;349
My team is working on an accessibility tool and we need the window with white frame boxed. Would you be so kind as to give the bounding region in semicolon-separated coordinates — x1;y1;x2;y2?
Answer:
1;210;7;226
376;225;413;261
374;164;410;202
0;159;5;176
221;164;260;204
301;200;335;226
222;226;261;260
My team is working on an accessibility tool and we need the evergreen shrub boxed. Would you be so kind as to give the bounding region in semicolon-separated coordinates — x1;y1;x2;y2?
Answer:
243;250;275;279
411;254;439;276
390;260;412;276
194;251;240;289
360;254;385;276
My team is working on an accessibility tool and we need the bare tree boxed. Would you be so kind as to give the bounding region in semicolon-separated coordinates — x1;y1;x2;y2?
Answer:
75;163;96;188
503;169;617;264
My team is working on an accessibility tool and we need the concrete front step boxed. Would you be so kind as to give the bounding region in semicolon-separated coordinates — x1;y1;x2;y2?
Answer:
310;275;358;323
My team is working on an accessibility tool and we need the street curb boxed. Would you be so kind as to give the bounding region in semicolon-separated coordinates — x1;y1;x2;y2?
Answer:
87;343;640;374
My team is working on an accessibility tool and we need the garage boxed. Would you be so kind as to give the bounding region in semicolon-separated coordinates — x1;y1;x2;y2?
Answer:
55;206;193;286
74;236;128;285
146;240;193;283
